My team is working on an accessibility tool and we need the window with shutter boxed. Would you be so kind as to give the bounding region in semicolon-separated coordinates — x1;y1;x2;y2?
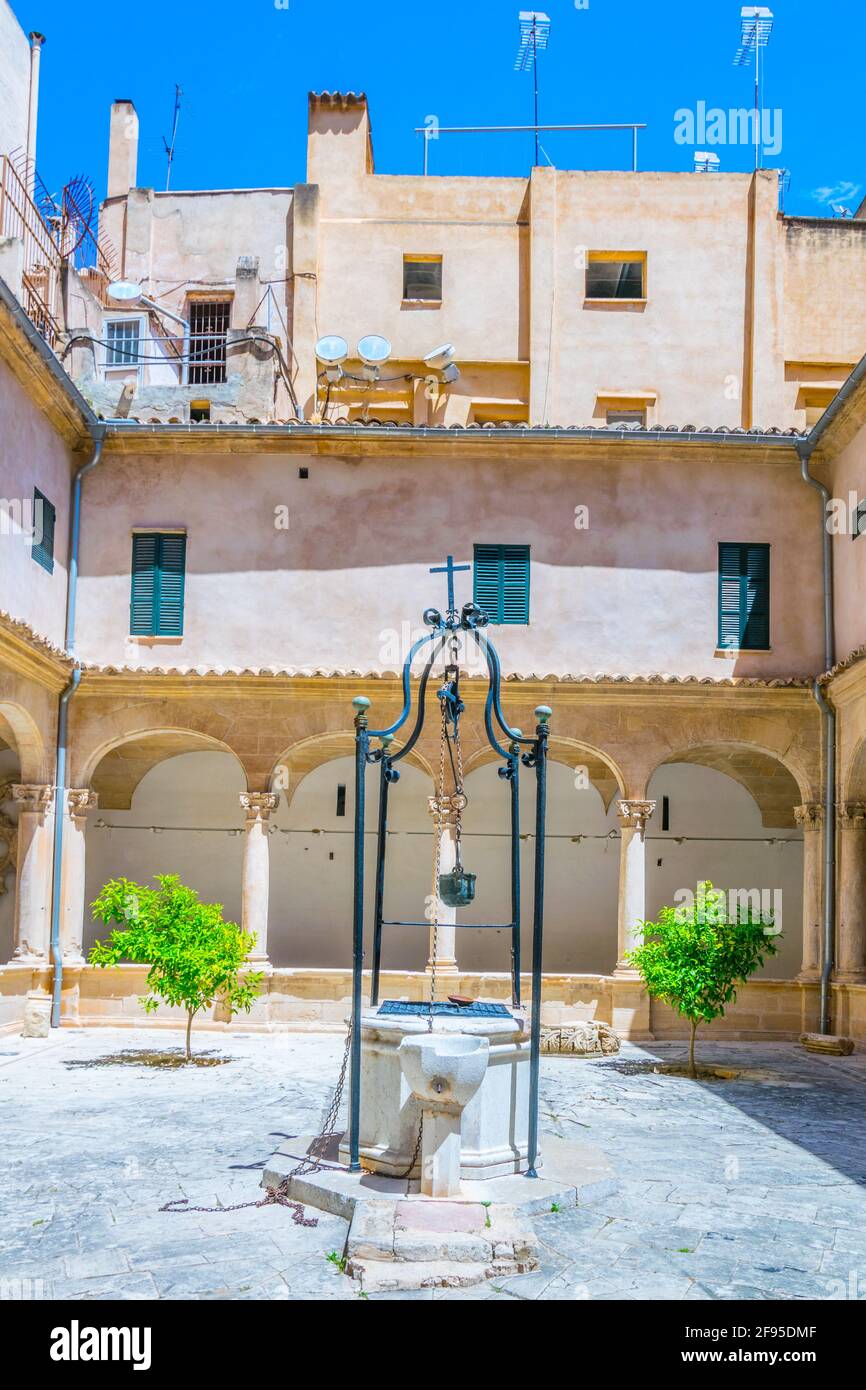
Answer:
130;532;187;636
31;489;55;574
473;544;530;625
718;543;770;651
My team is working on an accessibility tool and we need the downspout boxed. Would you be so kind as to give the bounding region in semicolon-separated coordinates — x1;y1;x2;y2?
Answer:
797;442;835;1035
49;434;104;1027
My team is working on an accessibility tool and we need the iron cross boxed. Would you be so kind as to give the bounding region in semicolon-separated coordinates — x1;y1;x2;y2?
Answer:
430;554;470;615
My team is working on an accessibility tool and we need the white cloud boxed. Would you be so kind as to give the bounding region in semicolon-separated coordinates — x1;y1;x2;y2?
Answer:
811;180;862;207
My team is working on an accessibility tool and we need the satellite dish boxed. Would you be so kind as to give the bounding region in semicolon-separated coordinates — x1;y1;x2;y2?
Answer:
357;334;391;366
424;343;455;369
107;280;143;303
316;335;348;365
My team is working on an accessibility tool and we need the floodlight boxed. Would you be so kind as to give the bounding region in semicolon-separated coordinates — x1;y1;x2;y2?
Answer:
316;335;349;384
316;335;348;366
357;334;391;381
357;334;392;366
734;6;774;66
107;280;144;302
694;151;721;173
424;343;456;370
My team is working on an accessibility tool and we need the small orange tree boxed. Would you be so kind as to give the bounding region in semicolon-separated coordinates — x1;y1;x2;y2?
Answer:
626;881;779;1078
89;874;262;1060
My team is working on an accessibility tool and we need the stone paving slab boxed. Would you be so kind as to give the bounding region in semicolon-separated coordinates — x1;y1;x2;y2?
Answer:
1;1029;865;1301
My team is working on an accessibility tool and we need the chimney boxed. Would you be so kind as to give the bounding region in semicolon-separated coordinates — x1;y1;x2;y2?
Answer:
25;33;45;195
108;99;139;198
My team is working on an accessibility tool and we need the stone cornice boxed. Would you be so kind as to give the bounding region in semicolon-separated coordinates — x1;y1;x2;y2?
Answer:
98;424;803;467
0;281;96;450
74;667;815;707
0;611;72;690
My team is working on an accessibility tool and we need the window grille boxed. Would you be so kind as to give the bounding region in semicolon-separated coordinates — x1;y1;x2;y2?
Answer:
188;300;231;384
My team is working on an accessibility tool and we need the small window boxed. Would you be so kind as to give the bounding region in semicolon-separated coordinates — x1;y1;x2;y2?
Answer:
189;401;211;423
606;408;646;427
105;318;142;369
473;544;530;625
718;543;770;651
31;488;55;574
335;784;347;817
188;300;231;385
403;255;442;302
586;254;645;300
130;532;187;637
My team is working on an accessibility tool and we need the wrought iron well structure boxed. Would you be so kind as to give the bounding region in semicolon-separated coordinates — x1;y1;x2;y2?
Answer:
347;557;551;1177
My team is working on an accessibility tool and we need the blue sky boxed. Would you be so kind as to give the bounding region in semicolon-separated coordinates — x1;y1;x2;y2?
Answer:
13;0;863;216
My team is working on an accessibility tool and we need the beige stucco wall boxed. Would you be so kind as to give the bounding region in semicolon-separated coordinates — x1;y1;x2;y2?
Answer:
828;418;866;664
0;356;72;646
0;1;30;159
73;440;824;679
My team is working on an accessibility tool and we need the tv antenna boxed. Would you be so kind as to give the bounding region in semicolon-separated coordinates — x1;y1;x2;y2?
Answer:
514;11;551;168
163;84;183;191
733;6;774;172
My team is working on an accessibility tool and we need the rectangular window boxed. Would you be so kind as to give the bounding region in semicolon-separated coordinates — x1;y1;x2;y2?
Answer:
586;253;646;300
130;532;187;637
105;318;142;368
188;300;231;385
473;544;530;625
718;543;770;651
403;255;443;302
606;408;646;427
31;488;55;574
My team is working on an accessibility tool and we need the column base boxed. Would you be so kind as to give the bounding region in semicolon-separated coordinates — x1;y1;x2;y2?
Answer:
833;969;866;985
796;968;821;984
8;953;47;969
612;962;641;979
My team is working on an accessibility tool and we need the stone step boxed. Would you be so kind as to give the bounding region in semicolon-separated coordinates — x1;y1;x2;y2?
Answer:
344;1197;538;1289
348;1258;495;1293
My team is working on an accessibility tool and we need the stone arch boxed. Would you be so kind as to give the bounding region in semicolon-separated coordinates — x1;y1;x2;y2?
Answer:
0;700;46;784
463;735;626;812
83;728;248;810
647;740;807;828
843;734;866;804
270;731;433;807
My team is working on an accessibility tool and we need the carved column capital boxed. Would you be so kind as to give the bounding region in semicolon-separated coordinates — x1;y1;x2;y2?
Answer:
794;803;823;831
617;799;656;836
837;802;866;829
67;789;98;823
12;784;54;814
240;792;280;825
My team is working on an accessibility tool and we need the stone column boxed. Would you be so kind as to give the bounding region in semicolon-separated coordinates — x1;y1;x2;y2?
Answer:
10;784;54;964
614;799;656;974
59;790;98;964
426;798;460;993
239;793;279;965
836;802;866;983
794;803;823;982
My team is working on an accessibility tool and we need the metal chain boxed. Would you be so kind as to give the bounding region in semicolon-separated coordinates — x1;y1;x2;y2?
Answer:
160;1024;354;1226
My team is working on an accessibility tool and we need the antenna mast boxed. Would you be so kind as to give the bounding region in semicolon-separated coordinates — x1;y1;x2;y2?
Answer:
163;84;182;191
514;11;551;169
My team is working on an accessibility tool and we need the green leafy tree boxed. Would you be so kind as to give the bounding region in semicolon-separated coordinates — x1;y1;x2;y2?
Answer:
89;874;263;1060
626;881;779;1078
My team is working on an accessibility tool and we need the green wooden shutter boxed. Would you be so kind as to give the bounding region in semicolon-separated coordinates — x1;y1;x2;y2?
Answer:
718;543;769;650
156;534;186;636
473;544;530;625
474;545;503;622
130;533;186;636
31;489;55;574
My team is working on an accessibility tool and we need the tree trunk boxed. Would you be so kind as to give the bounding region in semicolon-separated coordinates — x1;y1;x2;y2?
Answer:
688;1019;698;1079
185;1008;195;1062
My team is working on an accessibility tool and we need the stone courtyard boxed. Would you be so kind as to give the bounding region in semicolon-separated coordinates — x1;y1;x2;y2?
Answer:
2;1028;865;1302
